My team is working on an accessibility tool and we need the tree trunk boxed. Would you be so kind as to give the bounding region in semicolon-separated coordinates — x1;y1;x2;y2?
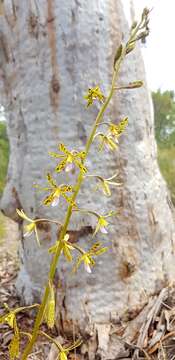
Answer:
0;1;175;358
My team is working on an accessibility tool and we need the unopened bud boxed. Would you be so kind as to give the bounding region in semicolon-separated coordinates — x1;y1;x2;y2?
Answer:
142;7;150;17
131;21;137;30
45;283;55;329
113;44;123;68
126;41;135;55
125;81;144;89
136;30;149;41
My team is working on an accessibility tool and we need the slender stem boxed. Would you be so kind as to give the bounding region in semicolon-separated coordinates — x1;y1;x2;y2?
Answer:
35;218;62;226
73;208;99;218
39;330;63;352
96;121;111;127
20;332;32;340
15;304;39;314
21;55;122;360
68;242;85;255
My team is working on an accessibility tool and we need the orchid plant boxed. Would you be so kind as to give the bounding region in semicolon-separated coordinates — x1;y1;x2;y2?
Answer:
0;8;150;360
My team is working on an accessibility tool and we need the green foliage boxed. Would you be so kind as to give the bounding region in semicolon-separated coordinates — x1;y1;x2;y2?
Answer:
152;89;175;145
157;147;175;204
0;121;9;196
152;90;175;203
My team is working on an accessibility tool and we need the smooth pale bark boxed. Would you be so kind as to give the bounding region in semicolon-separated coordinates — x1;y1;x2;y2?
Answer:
0;1;175;358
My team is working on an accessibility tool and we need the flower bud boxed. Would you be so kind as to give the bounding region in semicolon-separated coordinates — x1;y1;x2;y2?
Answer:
113;44;123;68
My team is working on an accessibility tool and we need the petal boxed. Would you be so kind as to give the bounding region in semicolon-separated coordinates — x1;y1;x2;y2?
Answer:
64;234;69;242
100;227;108;234
65;162;74;172
24;231;33;237
84;263;92;273
35;227;41;247
16;209;33;222
60;352;68;360
63;247;73;262
56;159;67;173
102;182;111;196
51;196;60;207
93;222;101;237
104;141;111;152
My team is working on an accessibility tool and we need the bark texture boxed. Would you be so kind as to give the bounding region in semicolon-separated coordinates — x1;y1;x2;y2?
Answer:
0;1;175;358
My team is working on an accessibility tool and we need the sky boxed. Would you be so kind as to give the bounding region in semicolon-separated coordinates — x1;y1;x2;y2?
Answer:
123;0;175;92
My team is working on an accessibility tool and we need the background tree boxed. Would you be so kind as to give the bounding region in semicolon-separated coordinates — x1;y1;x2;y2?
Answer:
152;89;175;144
152;89;175;203
0;1;175;358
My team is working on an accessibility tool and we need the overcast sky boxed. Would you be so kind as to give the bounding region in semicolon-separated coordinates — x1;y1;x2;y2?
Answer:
123;0;175;92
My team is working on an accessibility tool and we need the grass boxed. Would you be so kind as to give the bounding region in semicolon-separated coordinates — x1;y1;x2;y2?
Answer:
157;145;175;204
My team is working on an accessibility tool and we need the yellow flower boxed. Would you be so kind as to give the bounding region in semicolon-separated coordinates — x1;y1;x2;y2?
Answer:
93;211;117;237
16;209;40;246
59;352;67;360
74;253;95;274
37;173;76;208
97;133;118;152
95;118;128;152
84;86;105;107
49;143;87;174
108;117;128;142
74;242;108;273
49;234;74;262
4;312;15;328
62;234;74;262
0;305;20;360
83;255;94;273
96;173;121;197
58;339;82;360
94;216;109;236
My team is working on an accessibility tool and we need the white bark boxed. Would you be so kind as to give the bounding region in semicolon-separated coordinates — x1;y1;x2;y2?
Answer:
0;1;175;358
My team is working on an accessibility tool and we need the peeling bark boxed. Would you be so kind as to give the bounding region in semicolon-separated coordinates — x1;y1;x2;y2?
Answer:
0;1;175;358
